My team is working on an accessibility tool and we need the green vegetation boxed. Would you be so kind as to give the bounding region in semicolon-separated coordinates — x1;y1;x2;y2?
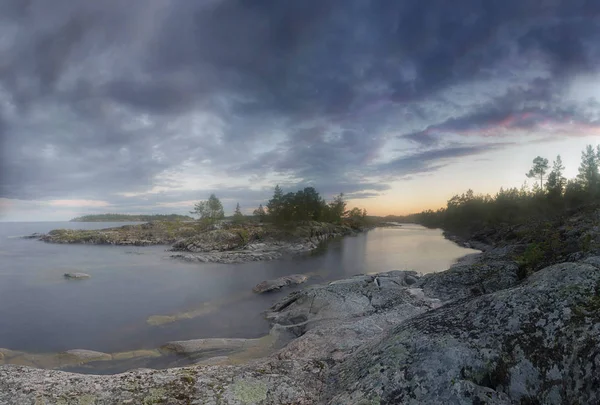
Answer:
190;193;225;223
43;221;204;245
386;144;600;276
232;202;246;224
252;204;267;222
526;156;550;189
263;186;368;227
70;214;193;222
191;187;371;229
398;144;600;238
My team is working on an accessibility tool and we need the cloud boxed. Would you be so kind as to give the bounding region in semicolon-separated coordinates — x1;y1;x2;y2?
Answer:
379;143;513;177
400;79;600;146
0;0;599;218
48;199;111;208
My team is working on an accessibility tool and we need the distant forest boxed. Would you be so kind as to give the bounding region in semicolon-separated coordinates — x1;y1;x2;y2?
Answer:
70;214;194;222
390;143;600;237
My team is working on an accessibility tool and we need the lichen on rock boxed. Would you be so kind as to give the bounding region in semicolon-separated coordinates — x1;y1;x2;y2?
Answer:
2;249;600;404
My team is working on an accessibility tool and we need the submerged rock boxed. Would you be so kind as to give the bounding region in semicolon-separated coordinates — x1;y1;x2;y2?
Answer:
20;233;43;239
3;252;600;404
161;338;261;355
62;349;112;363
253;274;309;293
63;272;91;280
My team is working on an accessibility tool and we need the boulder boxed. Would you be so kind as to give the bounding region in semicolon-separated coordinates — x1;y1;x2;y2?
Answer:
63;272;91;280
326;260;600;404
266;270;438;361
267;270;428;331
253;274;309;293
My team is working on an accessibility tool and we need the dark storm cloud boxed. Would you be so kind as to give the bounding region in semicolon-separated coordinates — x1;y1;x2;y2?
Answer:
1;0;599;212
379;143;513;177
401;131;440;147
400;78;600;146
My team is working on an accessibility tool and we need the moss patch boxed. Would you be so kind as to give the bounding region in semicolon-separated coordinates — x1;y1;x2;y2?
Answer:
79;394;97;405
143;388;167;404
231;379;268;403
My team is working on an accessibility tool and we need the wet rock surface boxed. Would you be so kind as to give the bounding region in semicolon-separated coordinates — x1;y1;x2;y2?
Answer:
2;257;600;404
2;256;600;403
253;274;309;293
5;209;600;404
161;338;262;355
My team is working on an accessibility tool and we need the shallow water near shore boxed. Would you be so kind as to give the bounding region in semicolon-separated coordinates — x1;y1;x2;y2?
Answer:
0;221;478;370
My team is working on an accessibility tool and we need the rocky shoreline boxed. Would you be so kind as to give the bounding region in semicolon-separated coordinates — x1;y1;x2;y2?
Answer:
3;208;599;403
29;221;361;264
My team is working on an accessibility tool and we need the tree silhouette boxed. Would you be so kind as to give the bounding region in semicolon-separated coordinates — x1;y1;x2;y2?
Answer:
546;155;566;197
232;202;245;224
253;204;266;221
577;145;599;192
526;156;550;190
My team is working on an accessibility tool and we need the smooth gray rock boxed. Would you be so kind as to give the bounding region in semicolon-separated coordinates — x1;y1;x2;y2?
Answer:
63;272;91;280
2;258;600;404
417;258;519;301
326;260;600;404
266;270;439;362
253;274;309;293
0;361;325;405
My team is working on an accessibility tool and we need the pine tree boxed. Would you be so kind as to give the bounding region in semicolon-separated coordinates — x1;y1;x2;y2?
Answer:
526;156;550;190
232;202;245;224
577;145;599;192
191;194;225;223
546;155;566;197
253;204;266;220
266;185;284;222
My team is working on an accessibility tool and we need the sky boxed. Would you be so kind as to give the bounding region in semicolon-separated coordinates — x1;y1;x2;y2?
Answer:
0;0;599;221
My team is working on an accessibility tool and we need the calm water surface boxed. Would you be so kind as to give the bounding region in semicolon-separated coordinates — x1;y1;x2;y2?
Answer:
0;222;478;355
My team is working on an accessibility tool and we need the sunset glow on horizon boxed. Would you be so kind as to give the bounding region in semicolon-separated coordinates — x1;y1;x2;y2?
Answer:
1;1;599;221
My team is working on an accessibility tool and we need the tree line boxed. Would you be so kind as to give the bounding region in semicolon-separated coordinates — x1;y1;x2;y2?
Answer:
402;144;600;236
191;186;368;226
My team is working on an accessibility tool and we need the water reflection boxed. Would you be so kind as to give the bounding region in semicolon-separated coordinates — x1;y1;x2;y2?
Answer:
0;222;478;357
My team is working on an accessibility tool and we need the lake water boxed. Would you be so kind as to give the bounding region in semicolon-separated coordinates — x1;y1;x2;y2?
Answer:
0;222;478;360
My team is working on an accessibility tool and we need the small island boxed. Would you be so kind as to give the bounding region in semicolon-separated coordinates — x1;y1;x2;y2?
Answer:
69;214;194;222
35;187;374;264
